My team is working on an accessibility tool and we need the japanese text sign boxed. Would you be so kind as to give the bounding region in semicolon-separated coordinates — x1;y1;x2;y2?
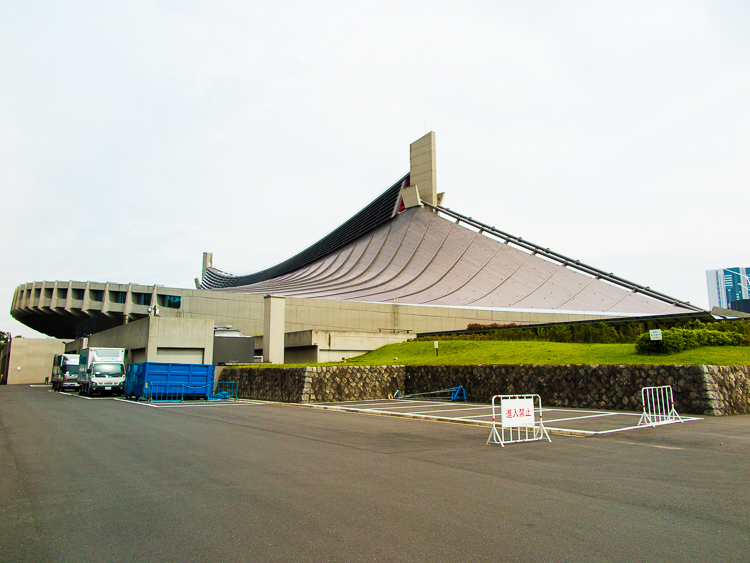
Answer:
500;398;535;428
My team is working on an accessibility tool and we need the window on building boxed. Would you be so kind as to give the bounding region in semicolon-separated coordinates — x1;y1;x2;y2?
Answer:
158;294;181;309
44;288;53;299
34;288;41;298
72;288;85;300
57;288;68;300
109;291;126;304
89;289;104;302
132;293;152;306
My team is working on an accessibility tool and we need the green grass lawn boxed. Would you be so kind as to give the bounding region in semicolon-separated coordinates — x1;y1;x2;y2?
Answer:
240;340;750;368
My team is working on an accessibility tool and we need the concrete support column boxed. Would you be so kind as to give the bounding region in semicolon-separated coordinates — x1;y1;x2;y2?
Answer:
202;252;213;283
410;131;437;206
64;281;73;310
145;316;159;362
263;295;285;364
123;285;133;323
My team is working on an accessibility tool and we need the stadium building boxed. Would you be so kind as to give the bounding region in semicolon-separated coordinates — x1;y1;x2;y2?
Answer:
10;133;703;363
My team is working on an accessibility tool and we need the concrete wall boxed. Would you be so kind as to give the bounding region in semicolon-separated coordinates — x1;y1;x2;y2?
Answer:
213;336;256;365
263;296;285;364
283;329;412;364
0;338;66;385
64;338;88;354
219;364;750;416
12;280;622;341
89;316;214;365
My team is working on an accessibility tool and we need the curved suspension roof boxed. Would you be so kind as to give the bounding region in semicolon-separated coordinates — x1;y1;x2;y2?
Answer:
201;174;408;289
201;179;699;316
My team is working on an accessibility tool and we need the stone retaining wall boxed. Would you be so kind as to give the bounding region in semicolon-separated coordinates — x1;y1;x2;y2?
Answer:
220;364;750;416
229;366;308;403
703;365;750;415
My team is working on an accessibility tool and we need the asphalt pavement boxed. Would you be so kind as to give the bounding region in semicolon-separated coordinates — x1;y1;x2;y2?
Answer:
1;385;748;563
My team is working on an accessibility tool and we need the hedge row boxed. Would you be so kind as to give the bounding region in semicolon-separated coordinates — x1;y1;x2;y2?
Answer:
634;328;747;354
418;319;750;346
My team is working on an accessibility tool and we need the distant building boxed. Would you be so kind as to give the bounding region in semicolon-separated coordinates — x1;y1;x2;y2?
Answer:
706;268;750;309
729;299;750;315
0;337;66;385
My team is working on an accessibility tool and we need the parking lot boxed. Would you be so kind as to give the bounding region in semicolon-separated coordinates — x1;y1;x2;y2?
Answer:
2;385;748;563
307;397;703;436
53;388;705;435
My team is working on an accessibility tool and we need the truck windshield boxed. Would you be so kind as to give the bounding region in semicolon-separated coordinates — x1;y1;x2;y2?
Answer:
93;363;123;376
62;365;79;375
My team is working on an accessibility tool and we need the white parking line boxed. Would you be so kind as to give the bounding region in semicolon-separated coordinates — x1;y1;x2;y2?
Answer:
147;401;264;409
307;400;702;436
353;401;450;410
544;408;640;417
50;390;116;400
112;398;263;408
544;412;626;424
314;400;448;409
375;405;491;415
49;390;80;398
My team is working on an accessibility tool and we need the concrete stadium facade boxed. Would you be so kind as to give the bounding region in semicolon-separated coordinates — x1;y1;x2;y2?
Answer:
10;132;701;342
10;280;623;340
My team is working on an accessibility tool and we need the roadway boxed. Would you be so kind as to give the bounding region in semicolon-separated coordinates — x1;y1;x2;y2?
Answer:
1;385;748;562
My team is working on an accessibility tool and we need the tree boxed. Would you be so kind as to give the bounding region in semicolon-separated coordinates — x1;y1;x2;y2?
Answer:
0;331;9;354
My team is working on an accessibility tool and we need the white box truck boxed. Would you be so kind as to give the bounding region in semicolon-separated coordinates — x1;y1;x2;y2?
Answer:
77;348;126;397
51;354;80;392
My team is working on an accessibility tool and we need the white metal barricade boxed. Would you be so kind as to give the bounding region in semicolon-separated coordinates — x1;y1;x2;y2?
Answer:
638;386;683;427
486;394;551;447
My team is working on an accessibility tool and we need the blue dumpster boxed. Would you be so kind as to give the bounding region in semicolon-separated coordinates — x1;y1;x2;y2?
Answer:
125;362;215;401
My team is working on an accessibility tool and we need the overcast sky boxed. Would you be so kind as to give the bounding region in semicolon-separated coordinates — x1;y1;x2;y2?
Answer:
2;1;749;337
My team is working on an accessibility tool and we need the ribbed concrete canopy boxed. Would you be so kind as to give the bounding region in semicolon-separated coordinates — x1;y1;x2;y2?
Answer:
203;204;696;316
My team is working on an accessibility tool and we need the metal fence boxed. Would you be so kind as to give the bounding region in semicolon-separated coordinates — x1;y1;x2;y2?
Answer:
486;394;551;447
141;381;239;403
393;385;467;402
209;381;239;401
144;382;185;403
143;381;238;403
638;386;683;427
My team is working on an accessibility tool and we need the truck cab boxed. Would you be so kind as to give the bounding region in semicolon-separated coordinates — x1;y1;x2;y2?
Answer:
77;348;126;397
51;354;80;392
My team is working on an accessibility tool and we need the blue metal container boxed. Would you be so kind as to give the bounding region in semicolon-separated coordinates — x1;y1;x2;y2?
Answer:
125;362;215;401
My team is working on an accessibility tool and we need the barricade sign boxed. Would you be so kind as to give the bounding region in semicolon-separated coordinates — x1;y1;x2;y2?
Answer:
638;386;683;427
486;394;551;447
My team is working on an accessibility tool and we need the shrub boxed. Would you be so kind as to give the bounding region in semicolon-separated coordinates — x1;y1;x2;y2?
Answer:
544;324;571;342
635;328;745;355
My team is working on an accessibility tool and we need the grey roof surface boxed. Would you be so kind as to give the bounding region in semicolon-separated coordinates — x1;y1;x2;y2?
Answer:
201;174;408;289
209;206;695;315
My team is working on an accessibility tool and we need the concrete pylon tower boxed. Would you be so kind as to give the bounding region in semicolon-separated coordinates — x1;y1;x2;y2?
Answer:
201;252;213;284
409;132;437;206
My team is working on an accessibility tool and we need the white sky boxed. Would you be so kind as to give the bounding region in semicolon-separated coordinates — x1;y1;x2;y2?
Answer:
2;1;749;337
